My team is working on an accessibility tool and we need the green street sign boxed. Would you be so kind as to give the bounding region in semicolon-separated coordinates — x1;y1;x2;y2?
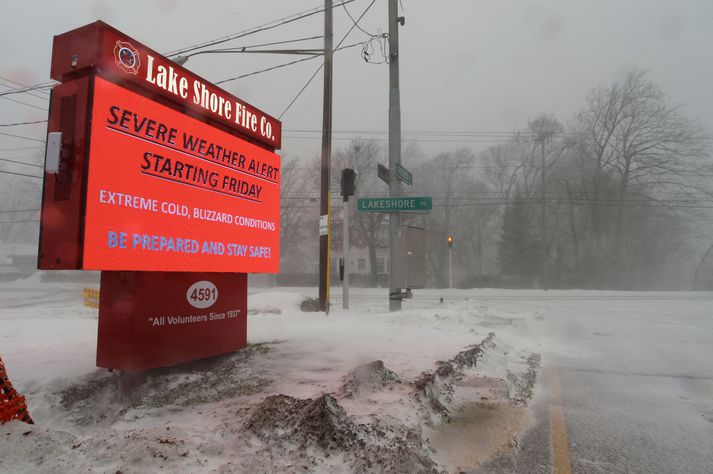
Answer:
396;163;413;186
377;163;391;184
357;196;432;212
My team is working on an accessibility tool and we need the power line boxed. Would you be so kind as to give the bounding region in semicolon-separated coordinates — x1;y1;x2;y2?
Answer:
342;1;376;36
0;169;42;179
335;0;378;49
281;191;713;202
0;3;355;100
0;95;48;111
0;219;39;224
283;127;713;145
178;35;325;62
279;64;324;119
282;135;547;144
216;55;321;85
164;0;357;57
280;199;713;210
0;76;50;98
283;135;713;145
0;81;55;98
0;146;42;152
0;130;44;143
285;128;555;136
279;0;378;118
442;201;713;209
0;208;40;214
0;157;43;168
0;76;50;96
0;119;47;127
284;128;713;141
214;41;363;85
0;77;50;101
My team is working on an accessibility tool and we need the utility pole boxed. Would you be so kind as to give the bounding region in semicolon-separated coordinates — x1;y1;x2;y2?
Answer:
388;0;403;311
318;0;333;313
540;138;547;290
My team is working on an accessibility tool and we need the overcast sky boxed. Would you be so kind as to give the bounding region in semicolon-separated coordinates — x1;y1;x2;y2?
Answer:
2;0;713;163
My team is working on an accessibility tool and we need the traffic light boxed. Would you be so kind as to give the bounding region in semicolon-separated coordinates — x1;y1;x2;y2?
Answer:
447;235;454;249
341;168;357;201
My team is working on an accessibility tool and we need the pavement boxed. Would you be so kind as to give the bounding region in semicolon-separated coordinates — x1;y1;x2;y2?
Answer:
470;291;713;474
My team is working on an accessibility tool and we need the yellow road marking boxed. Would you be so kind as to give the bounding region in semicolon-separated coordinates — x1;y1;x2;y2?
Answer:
549;362;573;474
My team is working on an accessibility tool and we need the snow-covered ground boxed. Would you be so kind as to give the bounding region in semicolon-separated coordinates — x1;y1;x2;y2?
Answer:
11;277;708;472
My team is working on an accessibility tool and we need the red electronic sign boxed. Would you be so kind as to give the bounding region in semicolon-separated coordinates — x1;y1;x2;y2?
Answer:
83;76;280;273
40;21;282;371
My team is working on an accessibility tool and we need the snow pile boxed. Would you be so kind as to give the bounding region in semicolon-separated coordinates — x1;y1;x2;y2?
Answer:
507;353;542;406
56;343;273;427
340;360;402;398
248;291;304;315
243;393;437;472
0;286;545;473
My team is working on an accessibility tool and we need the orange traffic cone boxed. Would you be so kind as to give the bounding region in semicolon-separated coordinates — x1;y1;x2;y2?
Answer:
0;357;33;424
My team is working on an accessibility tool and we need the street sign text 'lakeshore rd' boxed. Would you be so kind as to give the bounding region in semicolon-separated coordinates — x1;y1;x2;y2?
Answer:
357;197;432;212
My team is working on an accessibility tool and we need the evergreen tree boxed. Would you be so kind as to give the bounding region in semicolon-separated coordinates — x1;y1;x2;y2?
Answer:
498;195;540;284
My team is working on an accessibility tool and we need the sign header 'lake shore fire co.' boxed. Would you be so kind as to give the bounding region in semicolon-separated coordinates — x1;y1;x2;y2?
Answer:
50;21;281;149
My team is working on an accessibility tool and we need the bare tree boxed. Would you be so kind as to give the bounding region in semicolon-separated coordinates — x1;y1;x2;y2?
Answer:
573;71;710;284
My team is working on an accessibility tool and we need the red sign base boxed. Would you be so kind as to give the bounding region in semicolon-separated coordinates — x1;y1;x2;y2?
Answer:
97;271;247;372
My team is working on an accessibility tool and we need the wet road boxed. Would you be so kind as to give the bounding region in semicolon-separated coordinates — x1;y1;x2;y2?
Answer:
471;291;713;474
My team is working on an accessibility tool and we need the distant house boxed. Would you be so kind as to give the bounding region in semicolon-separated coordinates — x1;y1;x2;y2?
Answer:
330;246;389;282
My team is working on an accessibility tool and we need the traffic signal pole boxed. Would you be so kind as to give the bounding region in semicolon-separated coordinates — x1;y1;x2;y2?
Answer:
341;168;356;310
388;0;402;311
343;196;350;309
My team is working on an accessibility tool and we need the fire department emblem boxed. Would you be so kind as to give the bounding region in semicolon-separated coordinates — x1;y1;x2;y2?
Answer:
113;40;140;74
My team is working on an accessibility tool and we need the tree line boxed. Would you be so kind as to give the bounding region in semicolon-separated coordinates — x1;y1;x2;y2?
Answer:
279;71;713;290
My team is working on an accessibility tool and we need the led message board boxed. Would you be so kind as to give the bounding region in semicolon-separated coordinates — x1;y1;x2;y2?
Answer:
39;21;281;371
83;76;280;272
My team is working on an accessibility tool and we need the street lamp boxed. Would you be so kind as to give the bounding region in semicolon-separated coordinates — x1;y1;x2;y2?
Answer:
172;47;324;66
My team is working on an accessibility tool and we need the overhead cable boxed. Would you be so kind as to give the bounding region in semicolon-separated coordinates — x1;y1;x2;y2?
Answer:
0;169;42;179
0;119;47;127
279;0;378;118
164;0;357;57
0;130;44;143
